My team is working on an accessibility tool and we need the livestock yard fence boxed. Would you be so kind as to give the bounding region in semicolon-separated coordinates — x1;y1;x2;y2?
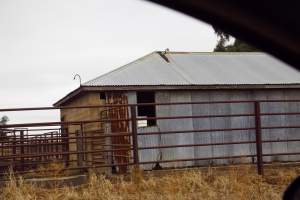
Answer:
1;100;300;177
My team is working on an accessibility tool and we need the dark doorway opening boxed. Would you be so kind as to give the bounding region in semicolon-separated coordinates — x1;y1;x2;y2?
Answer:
137;91;156;127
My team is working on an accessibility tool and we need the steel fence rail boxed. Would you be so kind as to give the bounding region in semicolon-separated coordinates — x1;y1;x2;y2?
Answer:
1;100;300;176
2;98;300;112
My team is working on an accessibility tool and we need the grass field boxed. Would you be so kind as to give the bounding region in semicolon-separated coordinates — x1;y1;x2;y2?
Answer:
0;165;299;200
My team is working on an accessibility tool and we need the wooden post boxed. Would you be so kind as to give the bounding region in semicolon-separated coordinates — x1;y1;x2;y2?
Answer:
76;130;84;167
254;101;264;175
80;123;85;161
130;106;139;169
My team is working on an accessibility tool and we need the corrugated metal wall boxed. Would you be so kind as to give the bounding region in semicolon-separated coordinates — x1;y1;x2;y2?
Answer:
126;89;300;169
156;92;195;168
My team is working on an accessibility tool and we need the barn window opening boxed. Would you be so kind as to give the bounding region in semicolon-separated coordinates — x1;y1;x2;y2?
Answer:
137;91;156;127
99;92;106;100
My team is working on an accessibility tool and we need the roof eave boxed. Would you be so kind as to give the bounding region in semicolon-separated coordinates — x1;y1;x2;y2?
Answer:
83;83;300;90
53;86;85;107
53;84;300;107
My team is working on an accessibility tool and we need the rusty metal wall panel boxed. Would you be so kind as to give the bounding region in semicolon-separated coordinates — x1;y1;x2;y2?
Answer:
106;92;130;173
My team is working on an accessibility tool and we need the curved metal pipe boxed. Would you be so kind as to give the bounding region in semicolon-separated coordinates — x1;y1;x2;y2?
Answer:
73;74;82;85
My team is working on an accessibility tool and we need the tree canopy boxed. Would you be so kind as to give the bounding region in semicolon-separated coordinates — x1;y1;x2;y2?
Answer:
213;27;258;52
0;116;9;140
0;116;9;125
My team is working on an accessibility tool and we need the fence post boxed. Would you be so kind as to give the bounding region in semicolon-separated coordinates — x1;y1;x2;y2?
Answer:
254;101;264;175
130;106;139;169
12;131;16;166
76;130;84;168
43;134;47;161
20;130;24;171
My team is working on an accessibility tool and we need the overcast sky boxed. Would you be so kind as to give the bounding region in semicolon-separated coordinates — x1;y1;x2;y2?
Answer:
0;0;217;124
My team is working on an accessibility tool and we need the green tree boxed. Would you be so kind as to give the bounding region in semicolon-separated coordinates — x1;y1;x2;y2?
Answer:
0;116;9;125
213;27;258;52
0;116;9;140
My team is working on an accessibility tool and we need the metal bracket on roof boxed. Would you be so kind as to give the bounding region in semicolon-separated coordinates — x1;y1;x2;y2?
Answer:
158;49;170;63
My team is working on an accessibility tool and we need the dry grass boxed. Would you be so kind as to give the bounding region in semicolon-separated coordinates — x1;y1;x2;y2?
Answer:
24;162;68;178
0;165;299;200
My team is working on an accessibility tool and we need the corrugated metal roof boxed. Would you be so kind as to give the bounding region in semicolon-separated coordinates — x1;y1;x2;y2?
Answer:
83;51;300;86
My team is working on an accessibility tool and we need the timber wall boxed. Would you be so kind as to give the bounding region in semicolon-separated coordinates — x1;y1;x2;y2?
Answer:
60;92;105;170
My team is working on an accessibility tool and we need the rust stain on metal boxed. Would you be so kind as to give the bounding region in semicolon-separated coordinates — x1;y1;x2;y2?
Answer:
106;92;131;173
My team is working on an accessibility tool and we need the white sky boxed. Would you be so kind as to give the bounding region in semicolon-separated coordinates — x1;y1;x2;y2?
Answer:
0;0;217;124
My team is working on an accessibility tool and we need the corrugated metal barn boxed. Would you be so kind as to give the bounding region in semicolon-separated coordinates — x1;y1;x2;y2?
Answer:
55;51;300;171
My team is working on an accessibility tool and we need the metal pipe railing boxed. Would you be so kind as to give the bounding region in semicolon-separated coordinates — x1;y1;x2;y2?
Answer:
1;100;300;176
